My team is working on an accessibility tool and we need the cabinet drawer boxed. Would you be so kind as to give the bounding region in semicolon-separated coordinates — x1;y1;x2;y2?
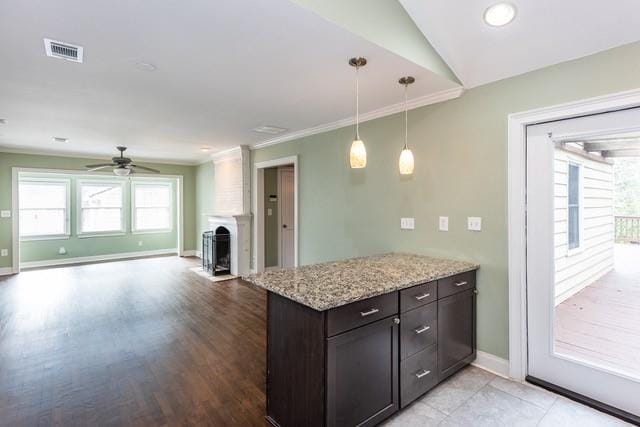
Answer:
400;345;438;408
327;293;398;337
400;281;437;312
438;271;476;299
400;302;437;360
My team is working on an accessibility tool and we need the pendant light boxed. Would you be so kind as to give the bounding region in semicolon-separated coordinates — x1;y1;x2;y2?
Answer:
349;57;367;168
398;76;415;175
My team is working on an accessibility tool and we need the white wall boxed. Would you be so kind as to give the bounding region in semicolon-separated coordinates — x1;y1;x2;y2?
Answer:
554;147;615;305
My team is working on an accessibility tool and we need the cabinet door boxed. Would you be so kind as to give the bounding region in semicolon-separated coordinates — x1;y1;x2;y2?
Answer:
437;288;476;381
327;316;399;427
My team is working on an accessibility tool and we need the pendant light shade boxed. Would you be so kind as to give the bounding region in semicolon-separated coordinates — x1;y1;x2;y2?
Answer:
350;139;367;168
398;76;415;175
349;57;367;168
399;146;414;175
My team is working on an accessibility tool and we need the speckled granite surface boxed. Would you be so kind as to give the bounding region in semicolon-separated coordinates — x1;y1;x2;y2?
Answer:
244;253;479;311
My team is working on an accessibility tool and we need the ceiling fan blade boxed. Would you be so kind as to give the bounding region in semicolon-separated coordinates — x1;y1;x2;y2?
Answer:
131;164;160;173
86;164;116;171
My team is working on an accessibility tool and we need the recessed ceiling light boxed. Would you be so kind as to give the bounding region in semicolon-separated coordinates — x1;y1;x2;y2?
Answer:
200;147;210;152
0;119;7;125
484;2;516;27
136;62;157;72
252;125;288;135
52;136;68;143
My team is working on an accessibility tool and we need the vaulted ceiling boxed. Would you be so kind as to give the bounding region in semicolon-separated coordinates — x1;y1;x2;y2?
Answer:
1;0;639;163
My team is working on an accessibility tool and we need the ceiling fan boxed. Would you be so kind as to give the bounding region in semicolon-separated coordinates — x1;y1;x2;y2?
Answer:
85;146;160;176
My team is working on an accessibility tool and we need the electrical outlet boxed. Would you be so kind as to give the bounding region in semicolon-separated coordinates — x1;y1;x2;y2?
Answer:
267;208;273;216
467;217;482;231
58;247;66;255
400;218;415;230
138;241;143;246
1;249;8;257
439;216;449;231
0;210;10;218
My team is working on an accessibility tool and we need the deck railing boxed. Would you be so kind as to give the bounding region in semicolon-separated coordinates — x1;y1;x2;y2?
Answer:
615;216;640;243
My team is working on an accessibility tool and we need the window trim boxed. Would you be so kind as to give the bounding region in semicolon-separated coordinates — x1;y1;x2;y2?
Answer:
566;160;584;256
18;177;71;241
76;179;127;237
131;180;174;234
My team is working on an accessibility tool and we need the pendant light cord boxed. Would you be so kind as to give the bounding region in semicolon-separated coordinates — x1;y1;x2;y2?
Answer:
404;83;408;150
356;65;360;140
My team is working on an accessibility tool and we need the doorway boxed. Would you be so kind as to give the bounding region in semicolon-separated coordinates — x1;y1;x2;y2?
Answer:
262;165;295;269
525;107;640;419
253;156;298;273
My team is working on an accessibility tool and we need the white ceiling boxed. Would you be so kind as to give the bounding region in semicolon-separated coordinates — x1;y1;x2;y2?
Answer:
0;0;458;164
400;0;640;88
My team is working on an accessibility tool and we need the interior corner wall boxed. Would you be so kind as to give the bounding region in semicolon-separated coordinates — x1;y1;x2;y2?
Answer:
250;41;640;361
195;160;215;254
0;152;198;270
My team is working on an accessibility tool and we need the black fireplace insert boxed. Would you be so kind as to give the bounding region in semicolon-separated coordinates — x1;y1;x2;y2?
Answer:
202;226;231;276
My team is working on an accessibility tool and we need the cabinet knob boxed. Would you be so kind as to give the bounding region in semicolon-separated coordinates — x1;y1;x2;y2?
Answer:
393;317;400;325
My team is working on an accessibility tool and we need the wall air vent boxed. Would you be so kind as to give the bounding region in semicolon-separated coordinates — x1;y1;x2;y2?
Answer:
44;38;84;63
252;125;288;135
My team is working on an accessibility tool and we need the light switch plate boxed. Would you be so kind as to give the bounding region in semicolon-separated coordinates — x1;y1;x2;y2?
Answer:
0;249;8;257
400;217;415;230
467;217;482;231
267;208;273;216
0;210;10;218
439;216;449;231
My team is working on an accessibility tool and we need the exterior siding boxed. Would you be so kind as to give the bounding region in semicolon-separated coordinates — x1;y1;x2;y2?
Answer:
554;148;615;305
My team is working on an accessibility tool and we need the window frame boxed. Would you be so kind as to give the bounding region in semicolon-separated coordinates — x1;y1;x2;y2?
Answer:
566;160;584;256
76;179;127;238
131;179;174;234
18;177;71;241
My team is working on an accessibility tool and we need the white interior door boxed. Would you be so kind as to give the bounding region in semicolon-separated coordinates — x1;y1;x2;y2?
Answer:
527;107;640;417
278;167;295;268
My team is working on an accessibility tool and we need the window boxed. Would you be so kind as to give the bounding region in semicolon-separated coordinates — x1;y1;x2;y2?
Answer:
132;181;172;232
568;163;581;250
79;181;125;234
19;179;70;239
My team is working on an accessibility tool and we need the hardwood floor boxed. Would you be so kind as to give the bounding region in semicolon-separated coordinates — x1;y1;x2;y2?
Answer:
0;256;269;426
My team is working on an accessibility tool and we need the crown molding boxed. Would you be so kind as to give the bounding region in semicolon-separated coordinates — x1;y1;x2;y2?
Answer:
210;144;250;162
252;86;464;150
0;145;201;166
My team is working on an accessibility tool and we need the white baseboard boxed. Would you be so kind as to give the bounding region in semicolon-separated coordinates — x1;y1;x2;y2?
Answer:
20;248;179;269
0;267;17;276
472;350;510;378
182;250;201;257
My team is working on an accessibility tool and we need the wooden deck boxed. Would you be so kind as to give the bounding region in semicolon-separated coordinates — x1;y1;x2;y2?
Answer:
555;244;640;378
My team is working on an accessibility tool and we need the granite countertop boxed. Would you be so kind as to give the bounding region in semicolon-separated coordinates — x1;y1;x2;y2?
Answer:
244;253;479;311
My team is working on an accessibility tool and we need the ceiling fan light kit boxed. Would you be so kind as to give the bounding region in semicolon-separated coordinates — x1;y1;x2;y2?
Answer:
85;146;160;176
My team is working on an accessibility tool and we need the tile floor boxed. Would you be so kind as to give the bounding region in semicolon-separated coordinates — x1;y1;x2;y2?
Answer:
382;366;632;426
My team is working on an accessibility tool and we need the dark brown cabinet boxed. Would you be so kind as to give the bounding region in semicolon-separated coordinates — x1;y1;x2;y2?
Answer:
327;316;399;427
265;269;477;427
438;288;476;381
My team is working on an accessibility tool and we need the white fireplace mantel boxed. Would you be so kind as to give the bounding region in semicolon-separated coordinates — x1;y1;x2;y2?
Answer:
206;213;251;276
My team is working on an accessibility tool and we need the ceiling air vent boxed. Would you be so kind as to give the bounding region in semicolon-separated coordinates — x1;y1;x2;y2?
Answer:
44;38;84;63
252;125;288;135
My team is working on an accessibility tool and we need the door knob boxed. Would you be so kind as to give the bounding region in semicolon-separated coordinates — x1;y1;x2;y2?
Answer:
282;224;287;228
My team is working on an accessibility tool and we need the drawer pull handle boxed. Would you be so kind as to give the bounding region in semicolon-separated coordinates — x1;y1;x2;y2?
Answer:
414;293;431;301
415;369;431;379
454;281;468;287
360;308;379;317
414;325;431;334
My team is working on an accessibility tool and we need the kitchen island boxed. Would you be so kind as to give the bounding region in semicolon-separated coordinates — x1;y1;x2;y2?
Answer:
245;253;479;427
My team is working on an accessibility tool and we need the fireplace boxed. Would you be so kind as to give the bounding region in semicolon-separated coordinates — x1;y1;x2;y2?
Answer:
202;226;231;276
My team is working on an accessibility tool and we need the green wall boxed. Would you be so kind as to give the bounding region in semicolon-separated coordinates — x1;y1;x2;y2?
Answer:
19;174;178;263
252;42;640;360
264;167;279;267
0;152;197;269
195;160;214;254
